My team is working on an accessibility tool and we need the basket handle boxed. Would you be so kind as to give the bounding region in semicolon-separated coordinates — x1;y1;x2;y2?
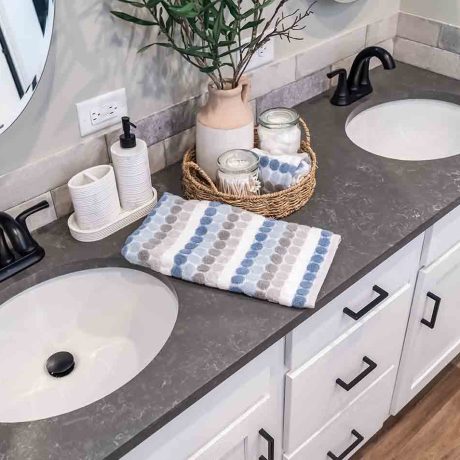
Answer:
188;162;220;193
299;118;311;147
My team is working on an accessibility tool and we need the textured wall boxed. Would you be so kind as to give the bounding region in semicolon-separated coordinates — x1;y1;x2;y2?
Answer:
0;0;400;176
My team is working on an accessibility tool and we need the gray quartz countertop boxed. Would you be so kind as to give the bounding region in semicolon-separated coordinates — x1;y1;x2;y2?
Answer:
1;63;459;460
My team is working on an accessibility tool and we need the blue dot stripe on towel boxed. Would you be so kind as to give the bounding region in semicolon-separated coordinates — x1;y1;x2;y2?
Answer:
121;193;341;309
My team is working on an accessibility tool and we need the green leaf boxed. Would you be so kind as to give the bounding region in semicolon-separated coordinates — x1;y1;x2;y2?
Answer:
137;43;155;53
181;46;213;58
241;19;264;30
154;42;174;49
111;11;156;26
167;3;198;18
223;0;239;19
212;2;225;43
200;65;218;73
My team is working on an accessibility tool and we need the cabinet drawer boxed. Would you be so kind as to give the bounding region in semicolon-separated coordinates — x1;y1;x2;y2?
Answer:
393;239;460;414
421;204;460;267
283;368;394;460
286;235;423;370
284;283;412;453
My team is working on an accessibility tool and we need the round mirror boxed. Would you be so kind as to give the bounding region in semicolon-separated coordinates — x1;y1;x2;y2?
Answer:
0;0;55;135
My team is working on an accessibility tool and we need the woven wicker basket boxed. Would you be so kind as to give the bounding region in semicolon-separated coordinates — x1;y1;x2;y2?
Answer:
182;118;317;219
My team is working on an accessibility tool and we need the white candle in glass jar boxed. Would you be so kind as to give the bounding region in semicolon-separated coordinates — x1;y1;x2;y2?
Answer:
257;108;301;155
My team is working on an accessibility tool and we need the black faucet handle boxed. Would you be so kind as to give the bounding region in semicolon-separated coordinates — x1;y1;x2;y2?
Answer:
327;69;351;106
16;200;50;232
327;68;347;80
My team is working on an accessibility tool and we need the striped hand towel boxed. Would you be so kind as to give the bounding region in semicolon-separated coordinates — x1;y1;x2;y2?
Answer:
122;193;341;308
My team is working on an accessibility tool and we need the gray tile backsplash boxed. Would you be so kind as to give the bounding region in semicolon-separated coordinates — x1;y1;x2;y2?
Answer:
395;13;459;81
394;37;460;80
3;12;458;233
439;24;460;55
256;68;331;118
105;94;206;149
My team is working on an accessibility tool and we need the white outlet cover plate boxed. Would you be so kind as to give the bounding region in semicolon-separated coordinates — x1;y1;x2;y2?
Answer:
76;88;128;137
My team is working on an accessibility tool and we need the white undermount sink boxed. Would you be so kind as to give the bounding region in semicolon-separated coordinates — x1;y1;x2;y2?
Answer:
0;267;178;423
346;99;460;161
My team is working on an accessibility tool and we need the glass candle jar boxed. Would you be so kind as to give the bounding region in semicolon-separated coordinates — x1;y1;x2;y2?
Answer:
257;108;301;155
217;149;260;196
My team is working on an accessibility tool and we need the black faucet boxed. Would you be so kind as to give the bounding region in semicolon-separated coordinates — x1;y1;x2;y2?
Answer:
0;200;49;282
327;46;396;106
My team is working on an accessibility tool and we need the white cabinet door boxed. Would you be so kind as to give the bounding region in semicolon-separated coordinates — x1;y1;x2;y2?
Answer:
189;395;271;460
392;239;460;414
123;340;284;460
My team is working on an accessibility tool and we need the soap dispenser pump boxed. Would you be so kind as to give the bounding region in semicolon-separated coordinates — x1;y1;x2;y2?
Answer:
119;116;137;148
110;116;154;210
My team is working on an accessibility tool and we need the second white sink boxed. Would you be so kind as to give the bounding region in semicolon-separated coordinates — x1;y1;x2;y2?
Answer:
0;267;178;423
346;99;460;161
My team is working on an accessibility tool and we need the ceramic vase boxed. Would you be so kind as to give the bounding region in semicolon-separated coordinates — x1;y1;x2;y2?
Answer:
196;77;254;181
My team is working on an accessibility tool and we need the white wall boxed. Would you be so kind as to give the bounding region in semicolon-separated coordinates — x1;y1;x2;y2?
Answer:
0;0;400;176
401;0;460;26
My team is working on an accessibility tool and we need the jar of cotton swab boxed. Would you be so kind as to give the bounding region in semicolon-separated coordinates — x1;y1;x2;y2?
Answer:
217;149;260;196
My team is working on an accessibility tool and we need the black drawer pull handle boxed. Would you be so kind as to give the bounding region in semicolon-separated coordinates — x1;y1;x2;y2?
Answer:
421;292;441;329
327;429;364;459
259;429;274;460
336;356;377;391
343;285;388;320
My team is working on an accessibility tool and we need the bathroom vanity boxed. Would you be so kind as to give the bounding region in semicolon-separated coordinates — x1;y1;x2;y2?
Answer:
0;63;459;460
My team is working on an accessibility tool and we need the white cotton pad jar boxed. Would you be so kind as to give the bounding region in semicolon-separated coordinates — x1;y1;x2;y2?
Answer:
257;107;301;156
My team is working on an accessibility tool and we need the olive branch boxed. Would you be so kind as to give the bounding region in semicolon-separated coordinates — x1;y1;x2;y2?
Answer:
111;0;315;89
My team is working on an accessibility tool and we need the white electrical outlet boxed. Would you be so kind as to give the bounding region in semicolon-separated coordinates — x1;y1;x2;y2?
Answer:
76;88;128;136
244;39;275;72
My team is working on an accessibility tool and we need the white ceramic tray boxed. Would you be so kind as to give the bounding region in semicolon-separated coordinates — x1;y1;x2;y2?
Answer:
68;188;157;242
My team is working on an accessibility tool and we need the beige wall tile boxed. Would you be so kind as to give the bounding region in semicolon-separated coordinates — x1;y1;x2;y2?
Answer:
296;27;367;79
331;38;395;75
164;128;196;166
398;13;441;47
51;184;73;218
0;137;109;211
366;14;398;46
249;57;296;99
148;142;166;173
394;37;460;80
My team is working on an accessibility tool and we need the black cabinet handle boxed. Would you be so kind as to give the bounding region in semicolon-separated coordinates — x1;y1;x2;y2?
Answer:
327;429;364;459
343;285;388;320
259;429;274;460
336;356;377;391
421;292;441;329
